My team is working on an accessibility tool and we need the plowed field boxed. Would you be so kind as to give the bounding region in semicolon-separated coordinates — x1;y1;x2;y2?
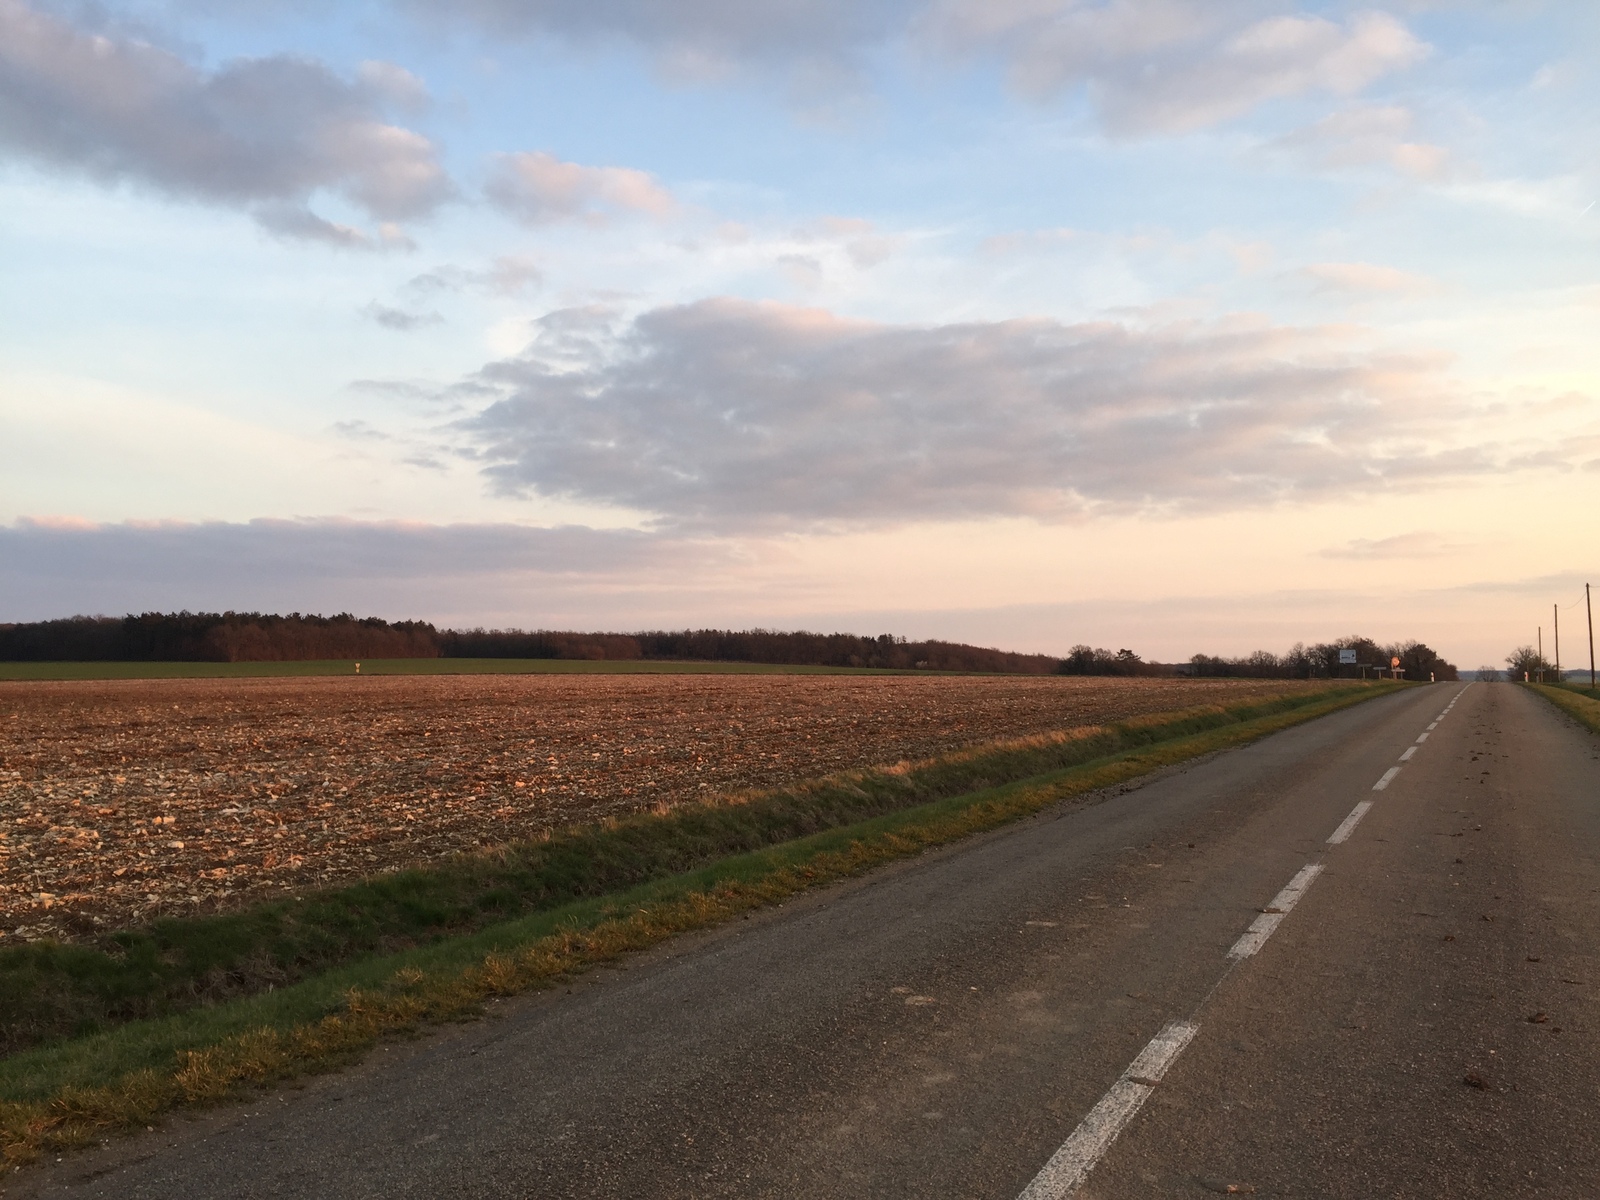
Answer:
2;673;1331;941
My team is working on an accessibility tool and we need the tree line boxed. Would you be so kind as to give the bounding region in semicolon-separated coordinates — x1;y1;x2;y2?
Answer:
1185;637;1458;681
0;614;1059;673
1498;645;1591;683
0;613;438;663
440;626;1065;673
1061;637;1458;681
0;612;1460;680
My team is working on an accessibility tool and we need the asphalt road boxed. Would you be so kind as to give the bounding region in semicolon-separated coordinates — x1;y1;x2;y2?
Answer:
15;681;1600;1199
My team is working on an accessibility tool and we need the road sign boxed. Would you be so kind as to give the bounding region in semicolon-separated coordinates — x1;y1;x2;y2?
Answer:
1391;656;1401;668
1339;649;1357;664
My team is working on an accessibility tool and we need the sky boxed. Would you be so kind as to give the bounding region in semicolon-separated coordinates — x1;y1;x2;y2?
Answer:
1;0;1597;669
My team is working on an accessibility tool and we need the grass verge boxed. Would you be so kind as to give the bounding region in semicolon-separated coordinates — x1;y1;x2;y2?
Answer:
0;682;1399;1166
1530;682;1600;733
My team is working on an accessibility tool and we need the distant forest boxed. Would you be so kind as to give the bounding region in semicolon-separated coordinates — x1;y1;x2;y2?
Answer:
0;613;1058;674
0;612;1459;680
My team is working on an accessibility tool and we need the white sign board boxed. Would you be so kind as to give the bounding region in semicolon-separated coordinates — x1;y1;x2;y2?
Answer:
1338;648;1358;665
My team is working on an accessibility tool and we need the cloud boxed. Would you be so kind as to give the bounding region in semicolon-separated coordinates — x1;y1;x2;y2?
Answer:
454;297;1503;532
398;0;909;59
0;516;709;622
805;216;898;268
1271;104;1453;179
254;205;373;248
0;0;453;238
1296;261;1439;295
776;253;824;288
485;151;675;225
406;256;544;297
394;0;913;106
918;2;1429;134
363;303;444;331
1320;531;1464;559
981;227;1081;257
354;60;430;111
386;1;1423;128
255;206;418;250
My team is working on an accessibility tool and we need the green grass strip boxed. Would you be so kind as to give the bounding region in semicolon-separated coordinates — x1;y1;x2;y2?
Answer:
0;682;1398;1165
0;658;946;681
1529;682;1600;734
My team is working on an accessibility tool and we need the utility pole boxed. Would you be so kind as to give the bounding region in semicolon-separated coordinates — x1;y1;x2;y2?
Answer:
1588;582;1596;691
1556;603;1562;682
1538;625;1543;684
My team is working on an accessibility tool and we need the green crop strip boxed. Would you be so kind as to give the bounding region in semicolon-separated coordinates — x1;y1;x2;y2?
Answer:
0;659;937;681
0;682;1397;1167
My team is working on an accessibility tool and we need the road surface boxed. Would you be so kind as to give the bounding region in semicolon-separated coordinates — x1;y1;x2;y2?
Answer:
16;681;1600;1198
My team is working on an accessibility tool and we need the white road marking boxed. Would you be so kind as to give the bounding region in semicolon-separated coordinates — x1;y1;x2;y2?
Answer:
1014;685;1477;1198
1015;1021;1199;1200
1228;863;1325;959
1415;731;1430;743
1327;801;1374;844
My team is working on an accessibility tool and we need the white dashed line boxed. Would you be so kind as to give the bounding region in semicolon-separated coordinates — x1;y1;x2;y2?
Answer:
1414;731;1430;743
1015;1021;1199;1200
1327;801;1374;844
1228;863;1325;959
1014;684;1475;1198
1016;853;1334;1197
